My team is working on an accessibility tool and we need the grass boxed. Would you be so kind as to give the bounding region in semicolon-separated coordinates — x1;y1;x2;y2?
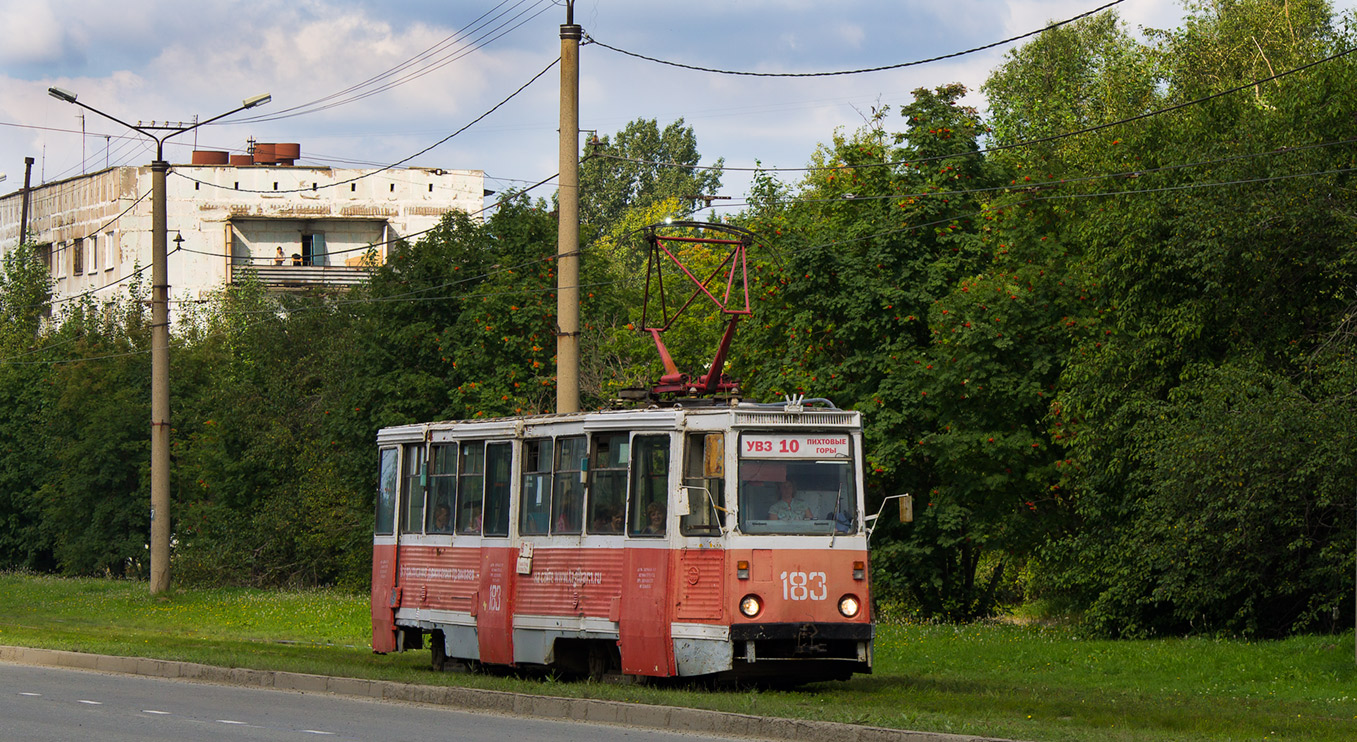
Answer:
1;572;1353;741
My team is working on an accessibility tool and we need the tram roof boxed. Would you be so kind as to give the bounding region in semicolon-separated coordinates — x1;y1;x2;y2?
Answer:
375;402;861;444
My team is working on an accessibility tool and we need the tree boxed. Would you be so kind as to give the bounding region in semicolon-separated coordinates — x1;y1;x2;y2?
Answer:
578;118;723;231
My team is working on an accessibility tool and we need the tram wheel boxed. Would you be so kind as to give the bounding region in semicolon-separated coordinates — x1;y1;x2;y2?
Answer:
586;643;617;682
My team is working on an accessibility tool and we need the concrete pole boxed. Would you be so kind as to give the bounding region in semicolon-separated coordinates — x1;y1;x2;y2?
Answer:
149;157;171;594
556;4;581;414
19;157;34;246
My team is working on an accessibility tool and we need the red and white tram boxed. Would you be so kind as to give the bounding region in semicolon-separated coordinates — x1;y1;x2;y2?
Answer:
370;399;873;682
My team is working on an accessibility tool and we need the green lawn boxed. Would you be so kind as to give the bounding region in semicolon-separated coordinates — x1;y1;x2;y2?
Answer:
1;572;1352;741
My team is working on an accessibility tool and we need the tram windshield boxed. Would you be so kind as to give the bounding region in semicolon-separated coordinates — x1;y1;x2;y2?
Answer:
737;432;857;535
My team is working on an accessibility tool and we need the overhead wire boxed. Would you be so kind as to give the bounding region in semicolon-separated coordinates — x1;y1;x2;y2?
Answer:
585;42;1357;179
581;0;1128;78
174;57;561;195
232;0;556;123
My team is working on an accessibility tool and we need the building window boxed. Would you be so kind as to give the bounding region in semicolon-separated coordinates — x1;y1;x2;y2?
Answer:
105;231;115;270
72;238;84;276
55;243;65;278
90;235;100;273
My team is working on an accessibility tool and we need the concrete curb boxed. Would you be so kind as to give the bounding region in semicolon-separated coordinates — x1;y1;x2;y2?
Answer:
0;645;1011;742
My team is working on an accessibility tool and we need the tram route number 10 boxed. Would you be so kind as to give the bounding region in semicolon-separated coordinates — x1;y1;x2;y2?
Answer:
780;571;828;601
746;438;799;454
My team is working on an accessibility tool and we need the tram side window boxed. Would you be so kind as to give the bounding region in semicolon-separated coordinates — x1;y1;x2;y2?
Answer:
552;436;586;534
458;442;485;534
376;447;398;535
681;433;725;535
587;432;627;534
426;443;456;534
483;442;512;537
628;435;670;537
520;439;552;535
401;443;426;534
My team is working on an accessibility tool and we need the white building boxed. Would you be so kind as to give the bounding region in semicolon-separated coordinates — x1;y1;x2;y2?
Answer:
0;146;484;309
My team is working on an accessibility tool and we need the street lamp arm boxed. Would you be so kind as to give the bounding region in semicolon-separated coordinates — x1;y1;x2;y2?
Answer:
48;87;154;142
167;93;271;145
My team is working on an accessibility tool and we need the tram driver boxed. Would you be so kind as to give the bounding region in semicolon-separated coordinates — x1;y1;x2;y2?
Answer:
767;480;813;521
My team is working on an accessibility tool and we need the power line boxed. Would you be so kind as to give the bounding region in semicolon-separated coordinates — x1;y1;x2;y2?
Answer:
589;42;1357;178
583;0;1127;78
233;0;556;124
174;58;560;195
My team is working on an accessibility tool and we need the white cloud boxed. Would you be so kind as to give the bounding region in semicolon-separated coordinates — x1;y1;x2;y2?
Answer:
0;0;75;66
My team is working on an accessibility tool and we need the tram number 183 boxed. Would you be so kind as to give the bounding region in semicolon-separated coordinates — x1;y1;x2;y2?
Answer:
781;571;828;601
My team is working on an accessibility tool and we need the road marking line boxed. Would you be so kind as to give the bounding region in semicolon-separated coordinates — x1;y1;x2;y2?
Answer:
217;720;248;725
301;731;336;736
143;710;172;715
77;700;102;705
19;693;41;697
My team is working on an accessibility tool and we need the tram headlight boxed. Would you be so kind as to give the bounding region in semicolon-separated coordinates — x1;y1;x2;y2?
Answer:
739;594;763;618
838;594;861;618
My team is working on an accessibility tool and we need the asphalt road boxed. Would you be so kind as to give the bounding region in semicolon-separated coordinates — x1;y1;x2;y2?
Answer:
1;662;754;742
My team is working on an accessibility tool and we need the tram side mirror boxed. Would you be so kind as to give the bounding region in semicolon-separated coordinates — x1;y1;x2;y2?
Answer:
676;487;693;516
866;493;913;540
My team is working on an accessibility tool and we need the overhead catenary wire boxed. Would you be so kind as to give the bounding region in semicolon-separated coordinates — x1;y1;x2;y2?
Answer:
232;0;556;124
582;0;1128;78
174;58;561;196
586;42;1357;178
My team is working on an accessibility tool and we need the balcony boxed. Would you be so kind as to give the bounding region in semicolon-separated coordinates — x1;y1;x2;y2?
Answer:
231;263;371;290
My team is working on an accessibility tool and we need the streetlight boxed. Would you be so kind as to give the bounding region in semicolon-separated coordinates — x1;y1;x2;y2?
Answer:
48;86;270;594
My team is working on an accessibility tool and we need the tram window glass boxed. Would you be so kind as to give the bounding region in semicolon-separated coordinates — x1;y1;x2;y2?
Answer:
681;433;725;535
376;447;398;535
483;442;512;537
552;436;586;534
628;435;670;537
458;442;485;534
737;453;857;535
401;443;427;534
587;432;627;534
426;443;457;534
520;439;552;535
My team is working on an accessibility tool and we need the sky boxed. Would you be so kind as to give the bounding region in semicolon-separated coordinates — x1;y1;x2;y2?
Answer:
0;0;1346;220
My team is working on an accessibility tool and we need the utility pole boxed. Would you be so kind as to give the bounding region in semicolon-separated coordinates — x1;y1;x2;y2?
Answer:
19;157;35;246
556;0;581;414
48;87;270;594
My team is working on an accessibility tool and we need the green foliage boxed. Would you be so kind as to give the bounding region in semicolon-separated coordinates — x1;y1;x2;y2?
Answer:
578;118;723;231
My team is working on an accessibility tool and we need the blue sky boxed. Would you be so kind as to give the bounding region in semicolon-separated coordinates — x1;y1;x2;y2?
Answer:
1;0;1321;219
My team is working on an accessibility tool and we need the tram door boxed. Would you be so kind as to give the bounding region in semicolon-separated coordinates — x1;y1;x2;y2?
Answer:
371;446;402;653
619;434;676;676
477;442;515;664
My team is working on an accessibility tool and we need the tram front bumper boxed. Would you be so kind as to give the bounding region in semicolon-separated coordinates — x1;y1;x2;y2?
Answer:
730;622;873;665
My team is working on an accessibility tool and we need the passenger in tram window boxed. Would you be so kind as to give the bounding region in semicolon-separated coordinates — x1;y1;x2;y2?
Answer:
768;480;813;521
591;505;622;534
432;504;452;533
463;504;482;534
555;498;580;533
643;501;666;534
